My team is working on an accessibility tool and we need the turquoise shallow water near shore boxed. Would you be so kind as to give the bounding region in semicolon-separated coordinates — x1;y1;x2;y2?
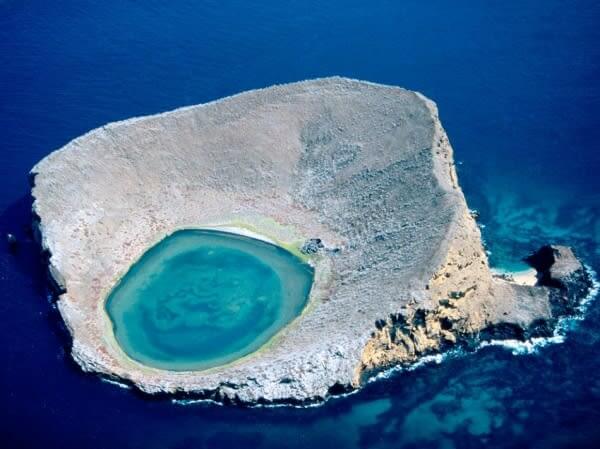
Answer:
106;229;313;371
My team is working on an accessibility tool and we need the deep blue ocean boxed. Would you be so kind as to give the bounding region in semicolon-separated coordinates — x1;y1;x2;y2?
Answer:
1;1;599;448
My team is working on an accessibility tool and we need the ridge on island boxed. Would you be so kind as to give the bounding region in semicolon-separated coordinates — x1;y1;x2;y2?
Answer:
30;77;592;405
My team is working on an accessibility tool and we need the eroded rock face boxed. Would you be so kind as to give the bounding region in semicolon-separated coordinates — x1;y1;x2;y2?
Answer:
525;245;592;316
353;216;592;383
30;77;591;405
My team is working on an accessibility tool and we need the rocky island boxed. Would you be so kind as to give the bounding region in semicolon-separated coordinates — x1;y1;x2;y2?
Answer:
30;77;592;405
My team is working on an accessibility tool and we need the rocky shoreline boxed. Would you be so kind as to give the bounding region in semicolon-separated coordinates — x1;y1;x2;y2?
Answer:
355;243;592;386
30;77;592;405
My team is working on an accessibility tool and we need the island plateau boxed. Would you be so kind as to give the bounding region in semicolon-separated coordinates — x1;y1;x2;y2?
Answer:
30;77;592;405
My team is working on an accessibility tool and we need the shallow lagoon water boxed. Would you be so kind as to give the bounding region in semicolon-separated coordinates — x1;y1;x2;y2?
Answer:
106;230;313;370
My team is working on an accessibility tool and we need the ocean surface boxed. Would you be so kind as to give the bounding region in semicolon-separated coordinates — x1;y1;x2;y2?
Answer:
106;229;313;371
1;1;599;448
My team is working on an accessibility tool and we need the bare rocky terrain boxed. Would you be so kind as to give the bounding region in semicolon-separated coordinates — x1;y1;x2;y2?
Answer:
30;77;592;404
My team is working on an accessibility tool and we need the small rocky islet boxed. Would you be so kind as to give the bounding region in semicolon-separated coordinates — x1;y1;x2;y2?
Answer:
30;77;592;405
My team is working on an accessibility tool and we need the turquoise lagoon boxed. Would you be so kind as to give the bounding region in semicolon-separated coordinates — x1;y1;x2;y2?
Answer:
105;229;314;371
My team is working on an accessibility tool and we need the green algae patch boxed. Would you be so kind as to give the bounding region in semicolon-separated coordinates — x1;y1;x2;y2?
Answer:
105;229;314;371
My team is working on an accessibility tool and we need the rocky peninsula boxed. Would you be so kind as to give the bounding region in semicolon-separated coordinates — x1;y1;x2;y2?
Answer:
30;77;592;405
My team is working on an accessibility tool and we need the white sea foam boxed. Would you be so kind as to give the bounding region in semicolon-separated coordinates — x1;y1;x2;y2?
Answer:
101;378;132;390
367;348;465;384
406;352;447;370
172;398;223;407
479;335;565;355
172;388;360;409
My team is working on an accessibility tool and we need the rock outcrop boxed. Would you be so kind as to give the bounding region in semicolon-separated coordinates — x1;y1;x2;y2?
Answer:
525;245;592;316
30;77;591;405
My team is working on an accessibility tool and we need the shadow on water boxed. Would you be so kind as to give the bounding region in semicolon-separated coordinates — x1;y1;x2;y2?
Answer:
0;194;82;373
0;194;45;284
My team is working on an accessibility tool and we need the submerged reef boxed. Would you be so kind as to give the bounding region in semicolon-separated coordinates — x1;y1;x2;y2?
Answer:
30;77;591;405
